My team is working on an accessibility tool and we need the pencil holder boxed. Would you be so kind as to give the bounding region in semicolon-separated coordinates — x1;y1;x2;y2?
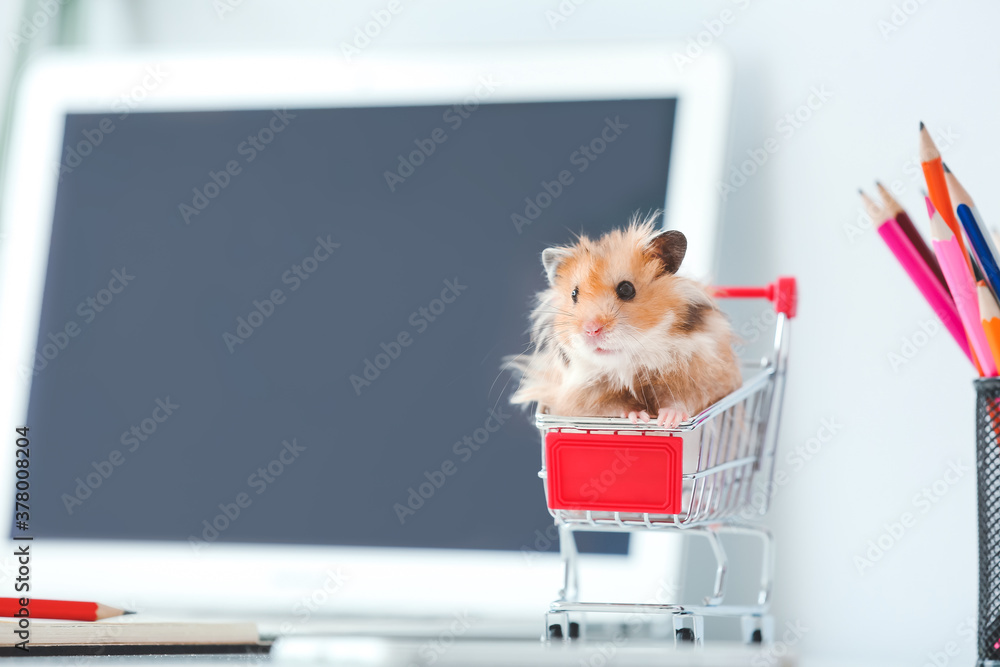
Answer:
976;377;1000;665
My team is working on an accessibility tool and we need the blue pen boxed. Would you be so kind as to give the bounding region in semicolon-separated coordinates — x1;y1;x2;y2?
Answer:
958;203;1000;301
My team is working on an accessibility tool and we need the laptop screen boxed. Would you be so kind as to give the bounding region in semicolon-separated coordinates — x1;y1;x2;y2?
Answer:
24;97;676;554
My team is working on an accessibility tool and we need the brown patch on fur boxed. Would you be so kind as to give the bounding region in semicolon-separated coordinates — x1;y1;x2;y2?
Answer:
676;302;710;333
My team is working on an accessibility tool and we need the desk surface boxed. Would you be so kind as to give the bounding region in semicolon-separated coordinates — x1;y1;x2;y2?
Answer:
12;638;796;666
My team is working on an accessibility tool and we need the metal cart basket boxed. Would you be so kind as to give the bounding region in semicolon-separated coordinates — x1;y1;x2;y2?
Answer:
536;277;797;646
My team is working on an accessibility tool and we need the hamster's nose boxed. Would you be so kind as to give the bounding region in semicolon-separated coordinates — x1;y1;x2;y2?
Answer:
582;320;604;337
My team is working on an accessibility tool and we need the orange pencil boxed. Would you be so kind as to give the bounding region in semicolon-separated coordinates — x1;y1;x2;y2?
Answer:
919;122;973;271
979;281;1000;374
979;283;1000;435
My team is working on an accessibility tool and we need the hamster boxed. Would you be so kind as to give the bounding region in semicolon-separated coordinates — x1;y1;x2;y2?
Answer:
508;215;742;428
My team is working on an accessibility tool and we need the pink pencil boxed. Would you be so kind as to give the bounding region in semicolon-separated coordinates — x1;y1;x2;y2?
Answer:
861;190;972;364
928;197;996;375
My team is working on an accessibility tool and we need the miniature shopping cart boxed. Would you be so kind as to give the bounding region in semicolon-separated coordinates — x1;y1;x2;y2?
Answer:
536;277;796;646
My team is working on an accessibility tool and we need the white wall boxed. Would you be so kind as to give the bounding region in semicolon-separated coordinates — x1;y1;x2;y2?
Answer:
2;1;996;664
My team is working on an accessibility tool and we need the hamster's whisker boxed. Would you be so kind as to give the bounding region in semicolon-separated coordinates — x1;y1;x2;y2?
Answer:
533;309;575;318
490;370;520;417
492;345;534;396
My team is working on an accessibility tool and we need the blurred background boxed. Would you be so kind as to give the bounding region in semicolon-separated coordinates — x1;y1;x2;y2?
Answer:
1;0;995;664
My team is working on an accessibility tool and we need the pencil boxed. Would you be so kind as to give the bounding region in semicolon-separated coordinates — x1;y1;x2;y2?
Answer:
929;205;997;376
945;163;1000;300
979;281;1000;374
920;122;973;270
973;255;988;284
861;190;973;365
876;181;949;295
926;195;986;375
979;283;1000;433
0;598;134;622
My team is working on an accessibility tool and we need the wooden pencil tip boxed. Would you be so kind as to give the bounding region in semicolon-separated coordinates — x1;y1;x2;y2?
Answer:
943;162;951;173
925;196;935;219
123;610;137;615
918;122;941;161
858;189;884;222
919;120;925;130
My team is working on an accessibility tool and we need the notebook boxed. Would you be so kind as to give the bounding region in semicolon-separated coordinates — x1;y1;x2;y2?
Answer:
0;619;259;647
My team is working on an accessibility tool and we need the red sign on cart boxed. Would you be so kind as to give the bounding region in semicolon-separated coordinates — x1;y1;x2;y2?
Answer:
545;431;683;514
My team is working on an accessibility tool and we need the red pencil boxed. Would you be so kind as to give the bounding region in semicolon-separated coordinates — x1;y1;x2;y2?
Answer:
0;598;133;621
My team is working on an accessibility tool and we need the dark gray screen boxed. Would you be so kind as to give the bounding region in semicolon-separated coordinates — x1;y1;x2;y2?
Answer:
24;98;675;553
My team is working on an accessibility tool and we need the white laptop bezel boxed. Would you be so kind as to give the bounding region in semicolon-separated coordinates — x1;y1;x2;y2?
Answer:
0;44;732;622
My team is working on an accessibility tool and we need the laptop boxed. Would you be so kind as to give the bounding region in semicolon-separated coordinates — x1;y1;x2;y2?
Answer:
0;43;732;637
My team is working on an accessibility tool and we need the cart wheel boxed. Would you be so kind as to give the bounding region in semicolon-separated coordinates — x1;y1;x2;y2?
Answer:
568;622;580;639
548;624;563;640
740;615;773;645
675;628;695;643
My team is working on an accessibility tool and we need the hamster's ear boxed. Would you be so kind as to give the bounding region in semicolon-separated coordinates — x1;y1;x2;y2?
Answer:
541;247;571;285
648;230;687;275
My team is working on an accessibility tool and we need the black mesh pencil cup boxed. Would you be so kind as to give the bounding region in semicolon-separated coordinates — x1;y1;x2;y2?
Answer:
977;377;1000;665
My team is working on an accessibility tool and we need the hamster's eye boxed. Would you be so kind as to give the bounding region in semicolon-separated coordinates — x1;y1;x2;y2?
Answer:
616;281;636;301
571;287;579;304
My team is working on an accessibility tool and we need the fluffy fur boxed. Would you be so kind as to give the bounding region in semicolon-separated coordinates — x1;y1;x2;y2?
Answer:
507;214;741;426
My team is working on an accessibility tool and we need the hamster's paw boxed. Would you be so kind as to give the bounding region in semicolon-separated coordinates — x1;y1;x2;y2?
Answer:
656;407;689;428
620;410;651;424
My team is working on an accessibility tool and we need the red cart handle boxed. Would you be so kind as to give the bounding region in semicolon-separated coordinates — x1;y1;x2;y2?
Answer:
712;276;797;319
